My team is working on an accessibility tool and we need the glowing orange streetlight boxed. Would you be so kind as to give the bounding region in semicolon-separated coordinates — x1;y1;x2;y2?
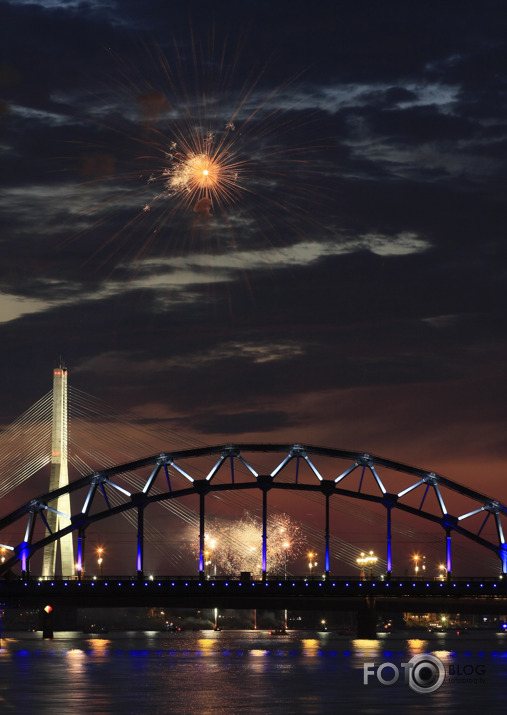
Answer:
308;552;318;578
412;554;426;577
357;551;377;580
97;547;104;578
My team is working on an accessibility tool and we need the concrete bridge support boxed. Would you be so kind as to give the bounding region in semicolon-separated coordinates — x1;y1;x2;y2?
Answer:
356;596;377;639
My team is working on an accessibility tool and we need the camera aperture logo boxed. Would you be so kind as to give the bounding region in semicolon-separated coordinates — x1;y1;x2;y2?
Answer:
364;654;446;694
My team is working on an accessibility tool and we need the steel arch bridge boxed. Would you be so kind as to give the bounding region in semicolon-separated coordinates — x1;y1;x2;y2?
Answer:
0;443;506;579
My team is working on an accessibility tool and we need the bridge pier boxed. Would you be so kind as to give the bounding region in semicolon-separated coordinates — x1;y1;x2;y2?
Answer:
356;597;377;639
41;604;54;639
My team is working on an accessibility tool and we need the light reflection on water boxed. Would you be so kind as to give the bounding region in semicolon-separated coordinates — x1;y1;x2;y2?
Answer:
0;631;505;714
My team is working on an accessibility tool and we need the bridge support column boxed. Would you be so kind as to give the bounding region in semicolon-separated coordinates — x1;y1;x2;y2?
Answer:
199;492;205;582
500;543;507;575
137;507;144;579
77;528;85;581
262;489;267;582
446;528;452;579
386;506;392;579
41;605;54;639
357;596;377;639
325;494;330;580
20;540;31;580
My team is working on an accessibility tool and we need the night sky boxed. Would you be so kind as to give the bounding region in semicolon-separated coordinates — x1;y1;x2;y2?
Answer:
1;1;507;573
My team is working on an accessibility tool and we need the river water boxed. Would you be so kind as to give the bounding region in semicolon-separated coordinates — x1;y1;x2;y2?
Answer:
0;630;505;714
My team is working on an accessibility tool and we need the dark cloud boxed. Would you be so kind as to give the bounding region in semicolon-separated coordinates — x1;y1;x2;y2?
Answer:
0;0;506;555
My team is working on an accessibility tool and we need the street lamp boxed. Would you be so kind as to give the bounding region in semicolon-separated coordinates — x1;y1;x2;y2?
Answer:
412;554;426;577
438;563;447;581
308;552;318;578
97;547;104;578
357;551;377;580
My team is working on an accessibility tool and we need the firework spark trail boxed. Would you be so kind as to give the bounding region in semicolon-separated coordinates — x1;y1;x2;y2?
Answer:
198;511;305;577
63;33;337;272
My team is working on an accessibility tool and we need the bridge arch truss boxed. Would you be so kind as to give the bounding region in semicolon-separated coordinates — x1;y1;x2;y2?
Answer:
0;444;505;579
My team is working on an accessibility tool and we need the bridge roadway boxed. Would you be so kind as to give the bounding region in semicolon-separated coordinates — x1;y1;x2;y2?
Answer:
1;577;507;615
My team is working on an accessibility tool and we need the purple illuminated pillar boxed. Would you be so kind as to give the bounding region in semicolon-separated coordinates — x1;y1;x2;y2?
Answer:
199;492;205;581
21;542;29;579
77;531;83;581
501;544;507;574
262;489;267;581
386;506;392;577
446;528;452;578
325;495;330;579
137;507;144;578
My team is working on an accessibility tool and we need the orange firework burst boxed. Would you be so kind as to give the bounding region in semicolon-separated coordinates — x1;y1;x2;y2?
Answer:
151;126;247;217
66;32;335;273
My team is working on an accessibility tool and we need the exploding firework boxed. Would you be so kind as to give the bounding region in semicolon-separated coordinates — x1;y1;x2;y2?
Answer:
67;32;336;273
145;124;247;218
198;511;305;578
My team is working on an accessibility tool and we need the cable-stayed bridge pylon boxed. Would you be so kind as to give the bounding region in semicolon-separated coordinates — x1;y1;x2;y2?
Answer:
41;363;74;578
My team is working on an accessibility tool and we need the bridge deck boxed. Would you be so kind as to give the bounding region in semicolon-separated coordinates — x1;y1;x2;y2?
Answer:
2;578;506;613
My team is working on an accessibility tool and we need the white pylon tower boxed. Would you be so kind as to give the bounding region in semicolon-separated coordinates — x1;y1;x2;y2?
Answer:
41;362;75;578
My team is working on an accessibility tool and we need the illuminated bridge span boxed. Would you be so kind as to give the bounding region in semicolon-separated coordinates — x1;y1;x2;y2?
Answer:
0;444;506;581
1;577;507;616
